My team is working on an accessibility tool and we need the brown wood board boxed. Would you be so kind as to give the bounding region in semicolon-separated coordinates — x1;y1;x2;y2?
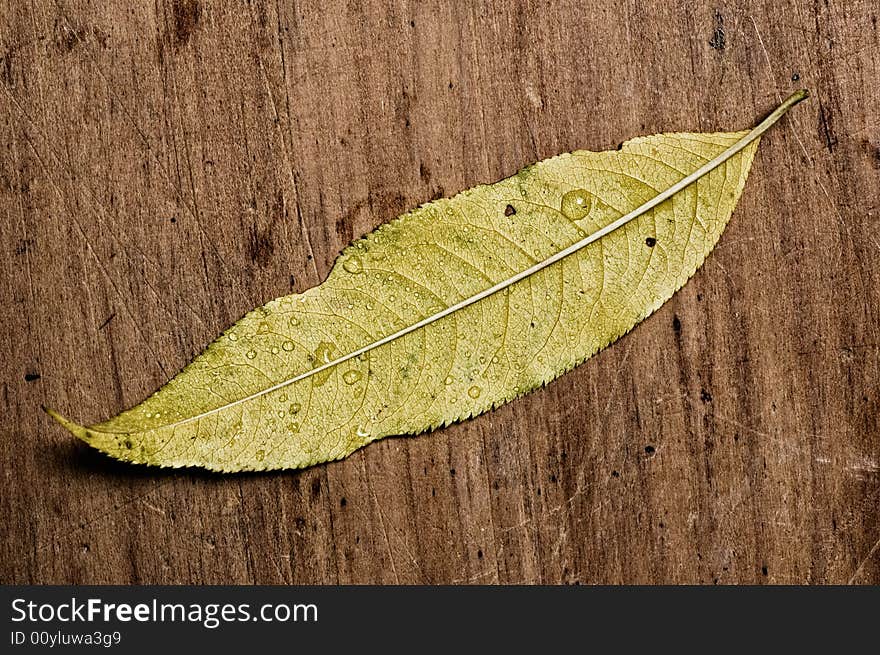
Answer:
1;0;878;584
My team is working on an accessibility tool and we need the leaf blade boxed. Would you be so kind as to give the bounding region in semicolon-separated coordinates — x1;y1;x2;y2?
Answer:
48;92;807;471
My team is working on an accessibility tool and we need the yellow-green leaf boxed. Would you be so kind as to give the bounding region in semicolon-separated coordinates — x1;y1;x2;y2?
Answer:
47;92;807;472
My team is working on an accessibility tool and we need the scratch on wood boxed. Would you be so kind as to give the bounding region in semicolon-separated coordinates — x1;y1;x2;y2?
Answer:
848;534;880;584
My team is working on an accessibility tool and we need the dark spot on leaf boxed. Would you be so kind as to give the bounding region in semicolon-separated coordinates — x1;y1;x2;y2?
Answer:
611;470;620;478
448;81;454;89
477;549;483;559
449;468;456;476
644;445;656;455
672;315;682;335
504;204;516;216
409;20;415;27
616;142;624;151
173;0;201;47
24;372;41;382
762;565;768;576
124;438;133;450
791;72;800;81
339;497;347;507
310;477;321;498
700;388;713;403
645;236;657;247
549;473;557;483
170;216;177;224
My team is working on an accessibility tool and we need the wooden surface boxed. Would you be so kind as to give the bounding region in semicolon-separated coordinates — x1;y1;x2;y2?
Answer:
1;0;878;585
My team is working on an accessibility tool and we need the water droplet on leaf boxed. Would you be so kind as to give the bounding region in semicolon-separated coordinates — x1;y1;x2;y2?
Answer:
342;256;364;274
312;341;336;386
561;188;593;220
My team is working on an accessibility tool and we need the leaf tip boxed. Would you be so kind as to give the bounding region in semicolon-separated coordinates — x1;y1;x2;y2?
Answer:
43;406;92;444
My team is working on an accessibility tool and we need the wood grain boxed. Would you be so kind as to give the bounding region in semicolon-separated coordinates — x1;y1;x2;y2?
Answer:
1;0;878;584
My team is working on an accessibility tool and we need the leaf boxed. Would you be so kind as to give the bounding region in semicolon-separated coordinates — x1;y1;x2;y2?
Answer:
47;91;808;472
